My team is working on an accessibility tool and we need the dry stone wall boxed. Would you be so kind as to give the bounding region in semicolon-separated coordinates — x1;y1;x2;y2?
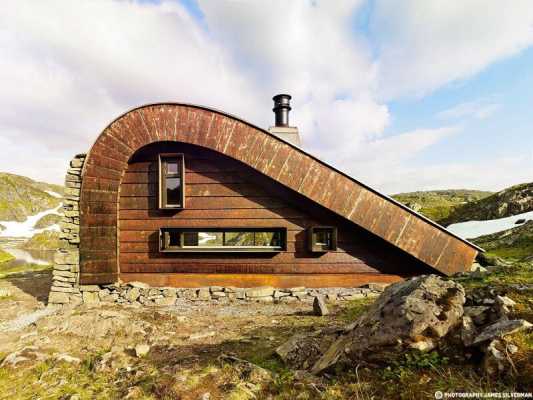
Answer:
48;154;86;305
47;154;387;306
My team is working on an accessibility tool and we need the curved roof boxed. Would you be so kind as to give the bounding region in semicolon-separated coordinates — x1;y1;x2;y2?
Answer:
79;103;480;284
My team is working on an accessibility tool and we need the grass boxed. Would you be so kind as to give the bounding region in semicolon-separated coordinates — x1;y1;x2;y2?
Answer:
0;249;14;264
0;262;52;278
481;240;533;260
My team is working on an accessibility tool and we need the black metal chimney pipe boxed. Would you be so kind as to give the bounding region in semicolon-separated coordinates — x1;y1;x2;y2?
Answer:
272;94;291;127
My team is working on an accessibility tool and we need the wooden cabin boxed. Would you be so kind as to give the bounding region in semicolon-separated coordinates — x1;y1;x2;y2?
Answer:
78;96;481;288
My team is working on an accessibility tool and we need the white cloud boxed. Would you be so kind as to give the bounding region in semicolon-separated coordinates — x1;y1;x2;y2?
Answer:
0;0;262;183
437;99;501;120
382;155;533;195
371;0;533;99
0;0;530;194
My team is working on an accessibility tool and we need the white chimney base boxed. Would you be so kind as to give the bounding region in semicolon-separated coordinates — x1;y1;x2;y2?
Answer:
268;126;301;147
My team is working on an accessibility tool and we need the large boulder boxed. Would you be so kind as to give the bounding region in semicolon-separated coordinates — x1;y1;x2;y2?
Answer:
309;275;465;374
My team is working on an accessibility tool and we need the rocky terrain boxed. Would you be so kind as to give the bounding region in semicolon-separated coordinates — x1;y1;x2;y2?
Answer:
392;189;493;223
440;182;533;226
0;259;531;399
0;173;63;222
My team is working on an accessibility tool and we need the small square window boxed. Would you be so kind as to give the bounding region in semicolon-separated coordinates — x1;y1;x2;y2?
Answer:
308;226;337;252
159;154;185;209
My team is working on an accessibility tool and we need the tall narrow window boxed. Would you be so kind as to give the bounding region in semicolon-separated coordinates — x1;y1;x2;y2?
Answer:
159;154;184;209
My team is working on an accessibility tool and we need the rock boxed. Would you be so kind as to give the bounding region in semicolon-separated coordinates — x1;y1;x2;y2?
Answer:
483;339;507;375
135;344;150;358
197;288;211;300
515;218;526;224
342;293;366;301
1;346;48;367
313;296;329;316
461;316;477;346
273;290;290;298
198;393;210;400
211;291;226;299
366;283;389;292
82;291;100;304
471;267;488;278
55;354;81;364
126;288;141;302
496;295;516;308
48;291;71;304
189;331;216;341
476;253;509;267
154;297;176;306
162;288;177;298
464;306;490;325
254;296;274;303
507;343;518;354
128;281;150;289
79;285;100;292
470;262;484;272
0;288;12;298
409;339;436;352
245;287;274;298
473;319;533;345
311;275;465;374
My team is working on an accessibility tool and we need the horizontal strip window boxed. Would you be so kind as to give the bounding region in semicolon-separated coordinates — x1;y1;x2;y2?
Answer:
159;228;287;253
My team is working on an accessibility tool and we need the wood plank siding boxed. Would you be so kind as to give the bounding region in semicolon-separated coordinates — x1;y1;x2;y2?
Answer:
117;143;432;286
78;103;479;285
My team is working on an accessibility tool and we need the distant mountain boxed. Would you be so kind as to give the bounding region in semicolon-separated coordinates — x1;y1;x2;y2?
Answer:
439;183;533;226
0;172;63;223
391;189;493;223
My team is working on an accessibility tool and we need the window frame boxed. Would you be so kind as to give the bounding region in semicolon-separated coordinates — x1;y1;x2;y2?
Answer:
158;153;185;210
159;227;287;253
308;226;337;253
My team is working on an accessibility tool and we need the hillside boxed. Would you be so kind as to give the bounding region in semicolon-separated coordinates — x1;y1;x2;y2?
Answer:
391;189;493;222
471;220;533;260
440;182;533;226
0;172;63;222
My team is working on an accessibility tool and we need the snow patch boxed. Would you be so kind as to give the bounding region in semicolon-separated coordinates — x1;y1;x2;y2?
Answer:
447;210;533;239
45;190;62;198
0;205;62;238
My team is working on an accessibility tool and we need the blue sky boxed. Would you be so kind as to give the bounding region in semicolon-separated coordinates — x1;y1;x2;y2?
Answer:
0;0;532;193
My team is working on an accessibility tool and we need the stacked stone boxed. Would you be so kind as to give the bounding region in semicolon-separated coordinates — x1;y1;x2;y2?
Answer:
73;283;386;306
48;154;86;305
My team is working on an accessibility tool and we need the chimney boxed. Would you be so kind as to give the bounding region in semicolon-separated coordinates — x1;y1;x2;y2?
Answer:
268;94;301;146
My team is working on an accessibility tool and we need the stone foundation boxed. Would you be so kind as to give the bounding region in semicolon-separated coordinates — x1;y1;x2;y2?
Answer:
47;154;389;307
78;283;384;306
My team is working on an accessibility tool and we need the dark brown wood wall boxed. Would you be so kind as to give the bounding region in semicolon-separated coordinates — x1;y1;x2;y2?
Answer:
117;142;431;287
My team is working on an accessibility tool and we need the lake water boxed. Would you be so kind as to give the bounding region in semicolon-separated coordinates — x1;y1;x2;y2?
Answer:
0;237;55;268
